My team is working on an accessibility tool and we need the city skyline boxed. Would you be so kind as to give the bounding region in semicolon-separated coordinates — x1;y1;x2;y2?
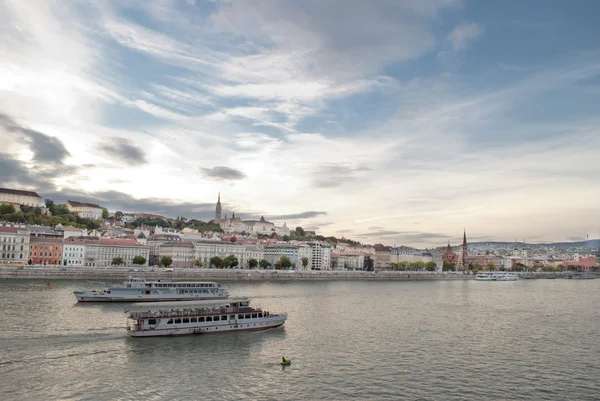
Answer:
1;1;600;248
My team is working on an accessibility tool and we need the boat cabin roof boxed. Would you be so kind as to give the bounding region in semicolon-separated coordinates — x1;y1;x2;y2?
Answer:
128;297;250;311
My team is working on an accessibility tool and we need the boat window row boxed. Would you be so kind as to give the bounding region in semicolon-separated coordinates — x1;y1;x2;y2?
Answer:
154;283;214;288
181;289;213;294
164;313;264;324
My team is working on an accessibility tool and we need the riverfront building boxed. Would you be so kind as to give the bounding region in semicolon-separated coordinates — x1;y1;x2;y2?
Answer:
0;225;30;265
84;238;149;267
159;241;195;268
29;237;63;265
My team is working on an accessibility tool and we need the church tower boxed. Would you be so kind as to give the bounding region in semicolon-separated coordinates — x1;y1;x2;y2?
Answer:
215;192;222;222
460;229;468;270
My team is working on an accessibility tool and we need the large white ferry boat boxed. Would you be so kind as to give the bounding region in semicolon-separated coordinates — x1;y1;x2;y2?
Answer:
126;297;287;337
475;272;519;281
73;278;229;302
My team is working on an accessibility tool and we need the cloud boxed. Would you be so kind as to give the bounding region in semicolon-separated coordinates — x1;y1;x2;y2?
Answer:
438;21;483;68
0;113;79;192
356;231;453;244
212;0;458;78
447;22;483;52
43;187;217;220
0;153;41;188
98;137;148;166
267;211;328;220
200;166;247;181
311;163;371;188
0;113;71;163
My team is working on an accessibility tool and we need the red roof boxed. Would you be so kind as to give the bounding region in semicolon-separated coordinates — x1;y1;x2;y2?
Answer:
561;257;599;267
0;226;28;233
0;188;41;197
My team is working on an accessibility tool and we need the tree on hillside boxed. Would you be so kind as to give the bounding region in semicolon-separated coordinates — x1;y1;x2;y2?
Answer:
398;261;408;271
301;257;309;269
259;259;271;269
248;258;258;269
102;208;109;219
295;227;305;237
114;211;124;221
111;256;124;266
160;256;173;268
278;256;292;270
210;256;223;269
132;256;146;265
45;199;56;214
77;217;100;230
53;204;72;216
282;235;289;242
0;204;15;214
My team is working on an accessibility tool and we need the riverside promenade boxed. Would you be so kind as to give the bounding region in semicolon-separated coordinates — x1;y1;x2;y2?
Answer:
0;266;477;281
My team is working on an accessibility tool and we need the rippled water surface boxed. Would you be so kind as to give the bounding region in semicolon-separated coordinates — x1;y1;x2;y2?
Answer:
1;279;599;400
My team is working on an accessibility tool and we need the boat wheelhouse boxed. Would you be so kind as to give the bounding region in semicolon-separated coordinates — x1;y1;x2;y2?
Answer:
73;278;229;302
126;297;287;337
475;271;519;281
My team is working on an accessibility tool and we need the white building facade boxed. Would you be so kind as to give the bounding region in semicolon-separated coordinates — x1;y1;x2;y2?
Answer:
0;225;30;264
66;200;103;220
84;239;149;267
263;244;300;268
193;240;247;268
159;241;195;268
0;188;43;207
309;243;331;270
244;244;264;267
63;241;86;266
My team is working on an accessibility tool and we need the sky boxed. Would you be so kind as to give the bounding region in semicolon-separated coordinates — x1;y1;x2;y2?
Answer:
1;0;599;248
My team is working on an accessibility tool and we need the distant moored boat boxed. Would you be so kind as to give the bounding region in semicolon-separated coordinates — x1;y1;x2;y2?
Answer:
475;272;518;281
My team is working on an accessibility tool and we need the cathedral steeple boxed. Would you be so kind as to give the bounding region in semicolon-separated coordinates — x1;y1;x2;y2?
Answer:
215;192;222;222
461;229;468;270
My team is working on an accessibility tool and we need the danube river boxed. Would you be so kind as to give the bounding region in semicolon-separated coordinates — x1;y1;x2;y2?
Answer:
1;279;599;400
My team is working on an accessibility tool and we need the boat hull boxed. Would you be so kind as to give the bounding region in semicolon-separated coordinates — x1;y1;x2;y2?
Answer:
75;294;227;302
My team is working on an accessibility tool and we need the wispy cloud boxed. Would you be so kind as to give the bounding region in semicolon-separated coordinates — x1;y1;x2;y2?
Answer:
98;137;148;166
200;166;247;181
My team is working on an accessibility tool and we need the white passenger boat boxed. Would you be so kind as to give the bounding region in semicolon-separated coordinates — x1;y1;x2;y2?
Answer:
567;273;596;280
125;297;287;337
475;272;519;281
73;278;229;302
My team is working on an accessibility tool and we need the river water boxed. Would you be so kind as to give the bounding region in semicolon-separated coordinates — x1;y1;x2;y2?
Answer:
0;279;598;400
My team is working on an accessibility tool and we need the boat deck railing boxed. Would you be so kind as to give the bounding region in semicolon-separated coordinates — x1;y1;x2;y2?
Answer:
129;306;263;319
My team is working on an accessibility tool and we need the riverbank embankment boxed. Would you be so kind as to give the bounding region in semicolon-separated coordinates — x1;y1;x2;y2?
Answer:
0;267;476;281
0;267;576;281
